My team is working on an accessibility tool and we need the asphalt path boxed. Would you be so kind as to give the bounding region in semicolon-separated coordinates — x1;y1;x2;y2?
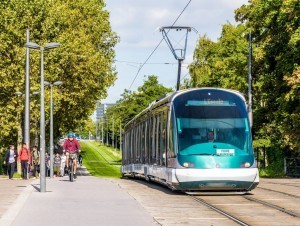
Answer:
0;168;157;226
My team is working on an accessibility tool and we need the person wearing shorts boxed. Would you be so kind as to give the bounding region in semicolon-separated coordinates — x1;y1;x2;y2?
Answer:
63;132;80;179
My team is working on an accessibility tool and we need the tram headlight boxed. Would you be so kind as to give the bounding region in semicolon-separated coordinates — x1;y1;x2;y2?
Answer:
183;162;195;168
241;162;251;168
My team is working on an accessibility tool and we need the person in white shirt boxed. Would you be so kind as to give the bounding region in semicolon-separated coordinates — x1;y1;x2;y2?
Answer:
4;145;18;179
60;152;67;177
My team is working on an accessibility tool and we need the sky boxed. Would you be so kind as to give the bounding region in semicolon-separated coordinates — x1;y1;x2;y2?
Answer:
102;0;248;103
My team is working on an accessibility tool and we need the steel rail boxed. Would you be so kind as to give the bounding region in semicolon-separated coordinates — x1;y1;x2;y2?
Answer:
262;181;300;188
243;196;300;218
189;195;251;226
257;187;300;199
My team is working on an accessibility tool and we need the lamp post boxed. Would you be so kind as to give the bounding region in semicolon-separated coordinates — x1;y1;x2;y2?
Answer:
25;42;60;193
44;81;63;178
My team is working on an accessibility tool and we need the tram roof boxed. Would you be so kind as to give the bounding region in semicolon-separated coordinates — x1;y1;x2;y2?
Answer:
124;87;246;129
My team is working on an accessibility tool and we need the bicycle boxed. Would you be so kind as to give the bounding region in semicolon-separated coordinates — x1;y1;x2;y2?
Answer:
68;153;77;182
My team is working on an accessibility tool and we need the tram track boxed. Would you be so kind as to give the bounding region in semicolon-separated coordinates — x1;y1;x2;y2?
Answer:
257;186;300;199
188;191;300;226
189;195;251;226
262;181;300;188
242;195;300;218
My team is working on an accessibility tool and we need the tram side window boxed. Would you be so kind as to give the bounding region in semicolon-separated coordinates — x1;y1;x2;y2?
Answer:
130;129;134;163
168;111;176;158
160;112;167;166
150;116;156;164
141;122;145;164
135;124;140;163
146;118;151;164
125;133;128;164
156;114;161;165
156;115;160;165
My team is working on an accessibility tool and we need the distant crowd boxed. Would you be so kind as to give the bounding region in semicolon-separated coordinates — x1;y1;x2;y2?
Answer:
3;138;82;180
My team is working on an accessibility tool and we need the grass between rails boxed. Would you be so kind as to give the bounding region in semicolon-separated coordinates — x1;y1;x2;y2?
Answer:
80;141;122;178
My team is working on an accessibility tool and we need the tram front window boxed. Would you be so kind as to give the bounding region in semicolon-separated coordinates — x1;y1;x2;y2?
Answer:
173;90;253;156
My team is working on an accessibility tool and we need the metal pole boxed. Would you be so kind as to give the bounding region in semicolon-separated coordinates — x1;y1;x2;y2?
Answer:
106;118;108;146
50;84;54;178
120;121;122;153
112;117;114;148
248;32;253;128
25;29;30;147
40;47;46;192
101;119;104;144
176;59;183;91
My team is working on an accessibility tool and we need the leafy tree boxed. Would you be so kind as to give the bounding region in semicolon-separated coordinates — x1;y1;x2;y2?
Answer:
103;75;173;147
189;0;300;175
0;0;118;147
189;23;249;93
236;0;300;156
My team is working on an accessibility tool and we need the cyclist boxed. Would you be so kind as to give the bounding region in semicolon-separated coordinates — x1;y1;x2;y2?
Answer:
63;132;80;179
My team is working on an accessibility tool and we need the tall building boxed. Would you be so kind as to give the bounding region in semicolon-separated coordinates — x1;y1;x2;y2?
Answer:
95;103;115;121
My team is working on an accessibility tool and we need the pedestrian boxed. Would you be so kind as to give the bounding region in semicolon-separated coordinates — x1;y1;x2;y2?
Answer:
45;152;50;177
60;151;67;177
19;143;30;179
31;146;40;179
4;145;18;179
55;140;64;155
53;152;61;177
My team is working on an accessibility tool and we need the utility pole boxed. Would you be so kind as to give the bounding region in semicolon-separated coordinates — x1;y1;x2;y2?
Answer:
101;119;104;144
112;117;114;148
119;121;122;153
248;32;253;128
24;29;30;151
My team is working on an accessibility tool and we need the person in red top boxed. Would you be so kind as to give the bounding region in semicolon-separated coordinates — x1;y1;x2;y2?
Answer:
19;143;31;179
63;132;80;178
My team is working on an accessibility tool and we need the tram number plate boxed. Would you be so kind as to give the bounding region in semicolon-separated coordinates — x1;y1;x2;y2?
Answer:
216;149;235;156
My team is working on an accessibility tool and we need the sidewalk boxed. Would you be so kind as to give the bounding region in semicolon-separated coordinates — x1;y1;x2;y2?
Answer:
0;167;158;226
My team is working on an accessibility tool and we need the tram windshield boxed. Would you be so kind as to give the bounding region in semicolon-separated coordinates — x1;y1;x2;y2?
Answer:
173;89;253;156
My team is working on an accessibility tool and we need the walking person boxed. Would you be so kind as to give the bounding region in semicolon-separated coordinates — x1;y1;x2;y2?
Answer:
4;145;18;179
53;152;61;177
60;152;67;177
45;152;50;177
19;143;30;179
31;146;40;179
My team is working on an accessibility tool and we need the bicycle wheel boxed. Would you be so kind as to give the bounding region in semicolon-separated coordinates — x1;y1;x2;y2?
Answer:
69;161;74;182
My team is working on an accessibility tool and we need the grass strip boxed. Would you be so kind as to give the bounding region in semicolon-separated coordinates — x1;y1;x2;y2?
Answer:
80;141;121;178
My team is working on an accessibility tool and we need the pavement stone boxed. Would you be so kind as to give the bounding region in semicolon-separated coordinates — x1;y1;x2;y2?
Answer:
0;166;157;226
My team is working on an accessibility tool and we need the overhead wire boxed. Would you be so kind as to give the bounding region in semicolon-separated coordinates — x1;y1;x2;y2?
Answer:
128;0;192;90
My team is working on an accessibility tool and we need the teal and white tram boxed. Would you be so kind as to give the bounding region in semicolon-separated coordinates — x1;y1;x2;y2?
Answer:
121;88;259;192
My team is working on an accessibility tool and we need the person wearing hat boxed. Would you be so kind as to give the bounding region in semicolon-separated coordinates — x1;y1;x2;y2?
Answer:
63;132;80;179
4;145;18;179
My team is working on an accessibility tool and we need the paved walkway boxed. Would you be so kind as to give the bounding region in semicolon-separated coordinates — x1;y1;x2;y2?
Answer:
0;167;157;226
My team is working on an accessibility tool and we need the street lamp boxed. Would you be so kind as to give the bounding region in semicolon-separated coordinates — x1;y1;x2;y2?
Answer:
44;80;63;178
25;41;60;193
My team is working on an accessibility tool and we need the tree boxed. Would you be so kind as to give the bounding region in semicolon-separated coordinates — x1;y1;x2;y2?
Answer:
104;75;173;147
235;0;300;156
0;0;119;147
189;23;249;93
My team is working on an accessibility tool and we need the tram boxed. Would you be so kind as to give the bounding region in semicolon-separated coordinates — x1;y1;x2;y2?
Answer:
121;88;259;192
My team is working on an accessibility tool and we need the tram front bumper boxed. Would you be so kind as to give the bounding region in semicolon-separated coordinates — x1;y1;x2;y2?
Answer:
174;168;259;191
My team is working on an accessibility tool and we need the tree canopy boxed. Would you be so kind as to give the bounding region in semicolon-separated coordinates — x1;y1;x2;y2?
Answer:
100;75;173;147
0;0;118;147
189;0;300;174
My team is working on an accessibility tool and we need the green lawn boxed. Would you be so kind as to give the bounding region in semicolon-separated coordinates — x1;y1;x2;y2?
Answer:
80;141;122;178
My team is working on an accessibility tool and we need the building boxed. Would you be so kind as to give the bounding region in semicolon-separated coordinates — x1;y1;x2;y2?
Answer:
95;103;115;122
